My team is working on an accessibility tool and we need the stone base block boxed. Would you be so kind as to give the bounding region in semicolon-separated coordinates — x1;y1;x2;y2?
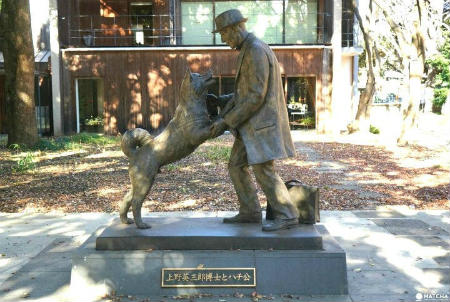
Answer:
70;218;348;301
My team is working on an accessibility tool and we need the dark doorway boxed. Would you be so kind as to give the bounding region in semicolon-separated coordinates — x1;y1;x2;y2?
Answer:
76;78;104;133
35;75;53;136
0;74;5;134
286;77;316;128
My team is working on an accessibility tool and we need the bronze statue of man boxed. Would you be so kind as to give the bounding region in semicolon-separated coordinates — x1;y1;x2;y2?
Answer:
208;9;299;231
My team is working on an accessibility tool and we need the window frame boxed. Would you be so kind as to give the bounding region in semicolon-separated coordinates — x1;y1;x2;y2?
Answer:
178;0;322;46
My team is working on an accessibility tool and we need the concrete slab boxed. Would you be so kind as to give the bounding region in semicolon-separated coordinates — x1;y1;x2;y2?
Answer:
0;236;55;258
0;213;114;237
384;208;450;234
96;217;323;250
348;270;417;296
371;218;449;236
0;236;55;286
400;236;450;267
0;258;30;285
19;252;72;273
353;210;406;219
422;268;450;285
0;271;70;302
349;293;417;302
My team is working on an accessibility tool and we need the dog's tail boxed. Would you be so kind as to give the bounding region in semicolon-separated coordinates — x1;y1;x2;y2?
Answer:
121;128;154;158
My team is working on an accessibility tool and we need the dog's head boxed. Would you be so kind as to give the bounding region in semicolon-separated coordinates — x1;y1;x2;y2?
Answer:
180;69;216;103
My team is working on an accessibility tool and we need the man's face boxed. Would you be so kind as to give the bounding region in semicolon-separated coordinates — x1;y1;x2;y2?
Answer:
219;26;238;49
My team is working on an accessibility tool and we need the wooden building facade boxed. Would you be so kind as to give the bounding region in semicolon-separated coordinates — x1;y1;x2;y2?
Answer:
61;47;331;134
55;0;349;135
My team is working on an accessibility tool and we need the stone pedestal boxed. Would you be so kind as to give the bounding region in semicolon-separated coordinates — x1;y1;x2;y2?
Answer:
71;217;348;301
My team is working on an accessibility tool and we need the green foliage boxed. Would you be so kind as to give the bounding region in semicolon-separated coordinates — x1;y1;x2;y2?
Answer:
8;143;25;153
166;163;179;171
204;145;231;162
299;116;315;127
432;88;449;113
426;31;450;113
66;133;118;146
85;116;104;126
3;133;119;152
12;153;35;173
369;125;380;134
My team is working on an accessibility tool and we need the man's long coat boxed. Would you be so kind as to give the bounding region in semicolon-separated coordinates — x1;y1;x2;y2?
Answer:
223;33;296;165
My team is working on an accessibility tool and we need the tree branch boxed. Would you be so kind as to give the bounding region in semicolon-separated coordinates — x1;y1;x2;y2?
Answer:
373;0;410;58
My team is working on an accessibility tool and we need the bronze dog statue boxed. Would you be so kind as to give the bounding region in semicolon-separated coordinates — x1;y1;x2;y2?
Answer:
120;70;216;229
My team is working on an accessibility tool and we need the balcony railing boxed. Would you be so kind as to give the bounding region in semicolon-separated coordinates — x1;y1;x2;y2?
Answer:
61;12;332;48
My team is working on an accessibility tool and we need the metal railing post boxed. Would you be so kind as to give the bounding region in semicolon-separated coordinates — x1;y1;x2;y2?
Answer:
159;15;162;45
90;15;94;46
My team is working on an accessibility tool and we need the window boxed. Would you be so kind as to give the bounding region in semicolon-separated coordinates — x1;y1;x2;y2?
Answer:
342;0;354;47
285;0;317;44
181;0;318;45
130;2;153;45
214;1;283;44
181;2;214;45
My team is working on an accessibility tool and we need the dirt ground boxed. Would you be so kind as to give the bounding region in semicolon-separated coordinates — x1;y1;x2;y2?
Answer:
0;114;448;213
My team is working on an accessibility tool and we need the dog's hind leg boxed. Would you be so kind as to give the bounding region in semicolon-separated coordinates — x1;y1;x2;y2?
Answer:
119;190;134;224
131;170;157;229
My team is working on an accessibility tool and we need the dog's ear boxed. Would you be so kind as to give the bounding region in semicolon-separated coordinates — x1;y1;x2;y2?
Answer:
180;68;192;97
183;68;192;83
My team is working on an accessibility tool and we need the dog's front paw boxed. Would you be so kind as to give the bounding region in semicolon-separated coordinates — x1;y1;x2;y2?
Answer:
121;217;134;225
120;215;134;225
136;222;151;229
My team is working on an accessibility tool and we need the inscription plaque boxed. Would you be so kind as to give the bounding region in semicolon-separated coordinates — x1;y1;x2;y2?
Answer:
161;268;256;288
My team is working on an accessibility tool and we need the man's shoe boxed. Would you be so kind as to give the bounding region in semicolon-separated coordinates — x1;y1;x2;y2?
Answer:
262;218;298;231
223;213;262;223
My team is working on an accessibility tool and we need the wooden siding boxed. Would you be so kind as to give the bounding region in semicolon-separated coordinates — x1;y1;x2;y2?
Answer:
61;48;326;134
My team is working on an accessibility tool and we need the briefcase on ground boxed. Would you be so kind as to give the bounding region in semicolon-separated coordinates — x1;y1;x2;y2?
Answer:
266;180;320;224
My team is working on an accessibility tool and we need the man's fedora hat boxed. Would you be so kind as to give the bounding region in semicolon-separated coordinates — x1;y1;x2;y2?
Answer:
212;9;248;33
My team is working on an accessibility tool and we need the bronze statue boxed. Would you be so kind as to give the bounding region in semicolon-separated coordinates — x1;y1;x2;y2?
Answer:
120;70;215;229
208;9;299;231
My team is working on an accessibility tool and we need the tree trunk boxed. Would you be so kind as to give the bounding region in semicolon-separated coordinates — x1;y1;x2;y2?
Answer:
0;0;39;147
397;2;427;145
347;0;376;133
397;59;423;145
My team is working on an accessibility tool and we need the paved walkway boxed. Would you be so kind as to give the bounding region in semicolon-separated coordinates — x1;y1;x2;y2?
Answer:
0;209;448;302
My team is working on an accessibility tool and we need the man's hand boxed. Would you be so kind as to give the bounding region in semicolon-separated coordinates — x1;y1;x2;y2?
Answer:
210;118;228;138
